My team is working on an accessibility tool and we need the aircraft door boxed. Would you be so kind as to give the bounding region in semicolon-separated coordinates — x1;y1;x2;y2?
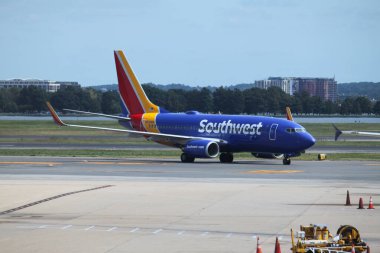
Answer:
269;123;278;141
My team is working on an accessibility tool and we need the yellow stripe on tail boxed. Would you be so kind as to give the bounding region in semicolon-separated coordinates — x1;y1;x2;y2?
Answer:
286;107;293;121
115;50;159;114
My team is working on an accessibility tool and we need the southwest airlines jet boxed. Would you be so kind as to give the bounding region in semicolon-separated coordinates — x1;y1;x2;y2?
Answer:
47;50;315;165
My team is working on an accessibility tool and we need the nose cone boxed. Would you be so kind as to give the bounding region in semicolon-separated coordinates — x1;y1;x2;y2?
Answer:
303;133;316;149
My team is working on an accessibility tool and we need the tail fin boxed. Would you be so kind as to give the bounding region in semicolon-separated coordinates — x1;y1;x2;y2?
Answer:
114;50;159;115
285;107;293;121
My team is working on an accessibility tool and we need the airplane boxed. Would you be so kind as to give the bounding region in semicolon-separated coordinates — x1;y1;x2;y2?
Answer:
333;124;380;141
46;50;316;165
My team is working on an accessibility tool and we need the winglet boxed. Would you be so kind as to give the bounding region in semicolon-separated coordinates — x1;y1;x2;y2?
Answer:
332;124;342;141
46;102;65;126
285;107;293;121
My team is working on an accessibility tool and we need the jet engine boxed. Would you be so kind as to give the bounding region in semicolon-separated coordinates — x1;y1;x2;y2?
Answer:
183;140;219;158
251;153;284;159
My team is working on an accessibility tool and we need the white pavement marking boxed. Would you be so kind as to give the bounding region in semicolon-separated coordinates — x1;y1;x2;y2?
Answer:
107;227;117;232
201;232;209;236
226;233;233;238
84;226;95;231
251;235;257;239
38;225;48;229
177;231;185;236
17;225;37;229
153;229;162;234
61;225;72;230
130;228;139;233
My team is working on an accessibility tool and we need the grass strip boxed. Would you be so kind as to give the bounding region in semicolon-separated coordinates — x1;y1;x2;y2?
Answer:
2;121;380;138
1;149;380;161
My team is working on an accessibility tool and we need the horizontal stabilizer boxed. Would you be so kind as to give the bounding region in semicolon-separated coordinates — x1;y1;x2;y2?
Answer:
63;108;130;120
332;124;342;141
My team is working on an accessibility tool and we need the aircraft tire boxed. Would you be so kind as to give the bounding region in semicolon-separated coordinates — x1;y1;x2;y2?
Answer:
283;158;291;165
181;153;195;163
219;153;233;163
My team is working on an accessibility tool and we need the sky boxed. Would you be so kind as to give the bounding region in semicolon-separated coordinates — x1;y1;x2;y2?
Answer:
0;0;379;86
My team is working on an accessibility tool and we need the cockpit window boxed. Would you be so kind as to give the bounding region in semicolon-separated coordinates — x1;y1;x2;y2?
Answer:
286;128;306;133
286;128;295;133
295;128;306;133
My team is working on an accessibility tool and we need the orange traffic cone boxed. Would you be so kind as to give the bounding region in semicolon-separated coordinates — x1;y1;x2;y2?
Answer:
358;197;364;209
274;237;281;253
256;237;263;253
345;190;351;206
368;196;375;209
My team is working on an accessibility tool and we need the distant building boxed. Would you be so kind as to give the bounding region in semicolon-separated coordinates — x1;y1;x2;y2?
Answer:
254;77;337;101
0;79;80;92
255;77;295;95
295;77;337;102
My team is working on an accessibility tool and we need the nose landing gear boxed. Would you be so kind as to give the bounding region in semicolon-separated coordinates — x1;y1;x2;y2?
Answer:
283;157;291;165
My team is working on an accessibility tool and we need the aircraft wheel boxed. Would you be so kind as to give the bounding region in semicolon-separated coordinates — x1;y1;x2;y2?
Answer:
283;157;291;165
219;153;233;163
181;153;195;163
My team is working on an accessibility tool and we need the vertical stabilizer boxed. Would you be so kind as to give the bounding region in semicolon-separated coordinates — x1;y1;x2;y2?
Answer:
114;50;159;115
286;107;293;121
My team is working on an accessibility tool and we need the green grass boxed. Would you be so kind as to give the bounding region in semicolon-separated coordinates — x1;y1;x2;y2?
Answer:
0;137;149;145
0;120;147;144
0;120;124;136
2;120;380;138
315;141;380;147
1;149;380;161
1;120;380;160
293;153;380;161
302;123;380;137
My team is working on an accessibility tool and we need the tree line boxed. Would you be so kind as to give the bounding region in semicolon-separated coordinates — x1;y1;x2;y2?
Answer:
1;85;380;115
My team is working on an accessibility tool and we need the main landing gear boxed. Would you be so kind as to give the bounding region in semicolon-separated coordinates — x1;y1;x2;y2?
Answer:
282;157;291;165
219;152;233;163
180;153;195;163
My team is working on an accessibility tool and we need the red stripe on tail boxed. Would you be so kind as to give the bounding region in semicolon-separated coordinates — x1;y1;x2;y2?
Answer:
114;51;145;115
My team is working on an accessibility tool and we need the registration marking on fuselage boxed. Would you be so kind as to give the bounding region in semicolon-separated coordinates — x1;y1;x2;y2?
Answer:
244;170;304;174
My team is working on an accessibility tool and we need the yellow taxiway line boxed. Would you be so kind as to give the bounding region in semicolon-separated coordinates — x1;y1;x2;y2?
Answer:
365;164;380;166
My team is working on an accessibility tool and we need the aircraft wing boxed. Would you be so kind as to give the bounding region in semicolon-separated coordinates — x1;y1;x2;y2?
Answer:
63;108;131;120
47;102;226;145
333;124;380;141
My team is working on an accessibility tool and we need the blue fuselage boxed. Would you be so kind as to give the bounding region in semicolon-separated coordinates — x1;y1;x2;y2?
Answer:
129;112;316;155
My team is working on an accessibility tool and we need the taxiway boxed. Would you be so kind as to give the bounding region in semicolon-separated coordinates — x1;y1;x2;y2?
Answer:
0;156;379;252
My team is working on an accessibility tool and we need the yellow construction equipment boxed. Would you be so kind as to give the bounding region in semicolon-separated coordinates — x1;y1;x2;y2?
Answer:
291;224;368;253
